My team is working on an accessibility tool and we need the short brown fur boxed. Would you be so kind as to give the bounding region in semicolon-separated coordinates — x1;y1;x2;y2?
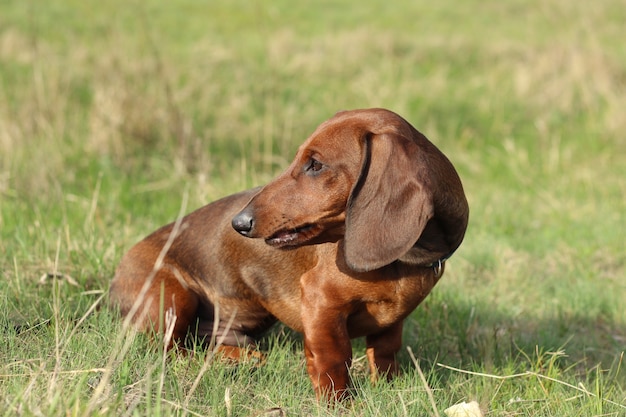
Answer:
109;108;469;401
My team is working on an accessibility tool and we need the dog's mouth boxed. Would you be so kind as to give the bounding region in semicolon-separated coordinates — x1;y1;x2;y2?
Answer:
265;224;319;248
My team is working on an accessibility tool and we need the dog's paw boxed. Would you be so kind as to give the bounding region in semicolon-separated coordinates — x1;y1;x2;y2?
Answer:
215;345;266;367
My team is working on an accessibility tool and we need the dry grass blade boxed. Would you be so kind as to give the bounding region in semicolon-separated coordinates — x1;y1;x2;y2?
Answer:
83;192;190;416
407;346;441;417
182;304;239;412
437;363;626;410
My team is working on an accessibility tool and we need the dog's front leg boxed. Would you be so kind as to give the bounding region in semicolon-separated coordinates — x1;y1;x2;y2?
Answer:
301;296;353;401
365;321;403;382
302;322;352;401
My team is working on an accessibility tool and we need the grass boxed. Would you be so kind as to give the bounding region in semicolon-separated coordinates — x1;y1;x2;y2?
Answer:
1;0;625;415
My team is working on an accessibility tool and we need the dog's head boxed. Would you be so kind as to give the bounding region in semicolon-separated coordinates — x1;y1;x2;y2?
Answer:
232;108;468;272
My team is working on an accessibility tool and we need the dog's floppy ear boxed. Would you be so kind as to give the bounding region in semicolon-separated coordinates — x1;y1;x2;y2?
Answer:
344;132;434;272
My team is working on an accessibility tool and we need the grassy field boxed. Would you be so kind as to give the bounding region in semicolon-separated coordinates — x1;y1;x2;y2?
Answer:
1;0;625;415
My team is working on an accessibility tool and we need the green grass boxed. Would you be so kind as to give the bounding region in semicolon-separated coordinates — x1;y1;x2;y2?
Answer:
1;0;625;415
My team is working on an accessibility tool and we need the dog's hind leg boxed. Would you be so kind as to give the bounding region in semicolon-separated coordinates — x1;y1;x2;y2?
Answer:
110;258;201;347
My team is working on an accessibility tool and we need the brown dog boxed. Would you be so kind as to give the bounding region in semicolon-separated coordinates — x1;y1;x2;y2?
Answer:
109;108;469;400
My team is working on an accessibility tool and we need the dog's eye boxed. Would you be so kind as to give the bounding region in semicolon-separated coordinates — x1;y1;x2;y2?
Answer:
305;158;324;173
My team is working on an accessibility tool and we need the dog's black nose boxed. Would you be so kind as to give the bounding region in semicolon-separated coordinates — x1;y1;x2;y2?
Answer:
232;210;254;236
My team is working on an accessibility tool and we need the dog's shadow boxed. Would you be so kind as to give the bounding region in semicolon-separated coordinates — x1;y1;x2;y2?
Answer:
399;287;624;381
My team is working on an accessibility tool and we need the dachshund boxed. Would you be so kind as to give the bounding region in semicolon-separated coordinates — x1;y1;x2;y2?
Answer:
109;108;469;401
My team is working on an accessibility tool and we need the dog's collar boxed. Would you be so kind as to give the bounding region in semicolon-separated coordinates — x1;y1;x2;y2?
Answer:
429;249;457;279
430;258;445;279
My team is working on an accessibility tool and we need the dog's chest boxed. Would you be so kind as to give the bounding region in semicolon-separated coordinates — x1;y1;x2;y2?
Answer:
347;270;437;335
